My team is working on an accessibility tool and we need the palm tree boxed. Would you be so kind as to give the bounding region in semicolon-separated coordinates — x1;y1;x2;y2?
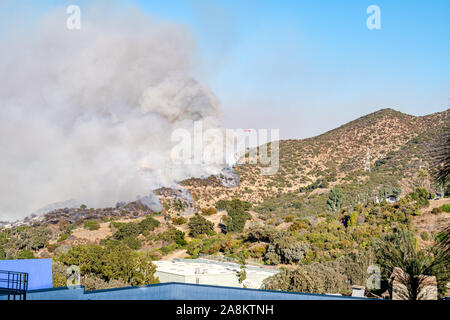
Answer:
375;228;449;300
428;121;450;188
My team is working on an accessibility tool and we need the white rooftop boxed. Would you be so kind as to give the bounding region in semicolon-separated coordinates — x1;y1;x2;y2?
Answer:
154;259;278;277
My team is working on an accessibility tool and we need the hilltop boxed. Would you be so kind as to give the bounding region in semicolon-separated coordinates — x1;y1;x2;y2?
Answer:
182;108;449;215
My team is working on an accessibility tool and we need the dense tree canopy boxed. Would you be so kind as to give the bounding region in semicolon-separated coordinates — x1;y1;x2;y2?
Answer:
188;214;215;237
216;199;252;233
57;241;159;287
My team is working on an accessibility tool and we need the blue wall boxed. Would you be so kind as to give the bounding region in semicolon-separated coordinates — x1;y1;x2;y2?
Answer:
1;282;370;300
0;258;52;290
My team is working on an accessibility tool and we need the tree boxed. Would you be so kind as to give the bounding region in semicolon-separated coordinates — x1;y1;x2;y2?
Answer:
216;199;252;233
58;241;160;289
407;188;430;208
138;216;160;233
158;226;187;246
16;226;51;250
131;253;160;286
113;222;141;240
347;212;358;227
327;189;344;213
428;126;449;187
262;252;373;294
374;228;449;299
392;186;403;197
188;214;215;237
52;261;68;288
122;237;142;250
378;187;389;200
246;225;279;243
265;236;309;265
262;264;349;294
236;252;247;284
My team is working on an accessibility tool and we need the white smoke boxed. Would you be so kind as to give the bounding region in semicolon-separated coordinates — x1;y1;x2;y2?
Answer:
0;4;230;220
136;193;163;213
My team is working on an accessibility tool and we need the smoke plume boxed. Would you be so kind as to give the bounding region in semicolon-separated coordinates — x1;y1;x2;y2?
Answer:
0;4;228;220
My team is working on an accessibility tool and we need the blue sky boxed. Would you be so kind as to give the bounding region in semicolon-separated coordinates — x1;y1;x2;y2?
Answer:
2;0;449;138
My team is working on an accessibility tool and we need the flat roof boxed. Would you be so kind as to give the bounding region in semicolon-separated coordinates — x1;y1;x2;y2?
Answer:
154;259;278;277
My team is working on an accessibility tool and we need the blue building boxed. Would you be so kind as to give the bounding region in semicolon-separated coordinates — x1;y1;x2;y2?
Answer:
0;258;52;290
2;282;367;300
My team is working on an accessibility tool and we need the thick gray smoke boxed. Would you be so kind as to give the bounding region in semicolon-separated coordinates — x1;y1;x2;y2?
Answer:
0;5;228;221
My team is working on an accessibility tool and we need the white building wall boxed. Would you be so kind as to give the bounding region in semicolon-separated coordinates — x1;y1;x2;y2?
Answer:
156;270;274;289
184;274;239;287
155;271;185;283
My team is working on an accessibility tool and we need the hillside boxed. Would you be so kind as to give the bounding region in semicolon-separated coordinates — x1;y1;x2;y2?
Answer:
1;107;449;294
184;108;449;215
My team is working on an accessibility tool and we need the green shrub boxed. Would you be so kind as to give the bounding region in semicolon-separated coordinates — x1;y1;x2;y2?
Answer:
201;207;218;216
347;212;358;227
420;231;430;241
172;217;187;225
249;243;267;258
112;216;160;241
159;243;178;255
262;262;350;295
186;239;203;258
46;242;58;253
17;249;35;259
113;222;141;240
431;207;442;215
246;225;279;243
407;188;430;208
122;237;142;250
440;204;450;213
15;226;51;250
283;215;295;223
158;226;187;247
392;186;403;197
138;216;160;232
58;233;69;242
84;220;100;231
52;262;68;287
287;221;309;234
